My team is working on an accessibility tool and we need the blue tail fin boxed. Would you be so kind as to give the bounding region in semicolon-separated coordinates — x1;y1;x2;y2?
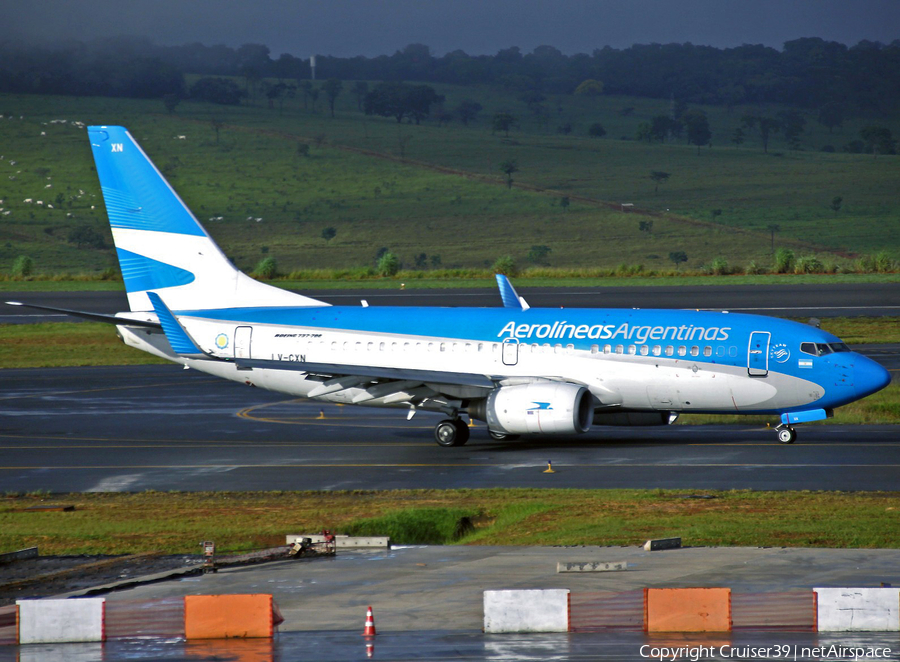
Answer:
88;126;326;312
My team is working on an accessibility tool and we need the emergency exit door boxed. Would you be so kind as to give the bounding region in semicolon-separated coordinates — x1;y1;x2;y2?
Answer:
502;339;519;366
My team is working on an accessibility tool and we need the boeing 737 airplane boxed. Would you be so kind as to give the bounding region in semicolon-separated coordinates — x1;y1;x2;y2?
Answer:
8;126;891;446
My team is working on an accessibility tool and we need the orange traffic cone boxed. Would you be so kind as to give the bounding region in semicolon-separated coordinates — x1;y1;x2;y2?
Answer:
363;605;377;637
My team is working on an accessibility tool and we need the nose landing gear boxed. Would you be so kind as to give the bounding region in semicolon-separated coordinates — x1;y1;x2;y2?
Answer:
434;418;470;447
776;425;797;444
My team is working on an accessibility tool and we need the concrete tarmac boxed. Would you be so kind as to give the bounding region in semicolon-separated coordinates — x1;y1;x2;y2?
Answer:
100;545;900;633
1;365;899;492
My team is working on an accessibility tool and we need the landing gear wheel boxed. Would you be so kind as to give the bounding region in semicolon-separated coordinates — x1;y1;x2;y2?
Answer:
777;427;797;444
488;429;520;441
434;419;469;447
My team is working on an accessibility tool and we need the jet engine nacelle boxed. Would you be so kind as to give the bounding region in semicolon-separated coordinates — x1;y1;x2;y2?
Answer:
470;382;593;435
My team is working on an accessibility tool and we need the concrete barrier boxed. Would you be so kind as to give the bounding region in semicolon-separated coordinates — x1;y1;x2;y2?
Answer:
483;589;569;633
286;535;390;548
646;588;731;632
643;537;682;551
557;561;627;573
814;587;900;631
0;547;38;564
184;594;276;639
16;598;105;644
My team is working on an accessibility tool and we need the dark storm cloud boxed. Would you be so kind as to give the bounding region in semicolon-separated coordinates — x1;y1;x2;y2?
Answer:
8;0;900;57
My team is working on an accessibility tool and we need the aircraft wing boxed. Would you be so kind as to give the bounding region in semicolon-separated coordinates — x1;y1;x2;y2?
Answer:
233;357;497;390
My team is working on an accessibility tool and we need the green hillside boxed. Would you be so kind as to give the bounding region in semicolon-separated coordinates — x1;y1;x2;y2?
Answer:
0;86;897;278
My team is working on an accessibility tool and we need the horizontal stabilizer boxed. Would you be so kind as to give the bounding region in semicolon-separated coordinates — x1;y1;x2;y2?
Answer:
4;301;161;328
146;292;205;357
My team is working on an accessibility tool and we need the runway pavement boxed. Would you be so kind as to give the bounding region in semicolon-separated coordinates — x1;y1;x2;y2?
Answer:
2;281;899;324
1;365;897;493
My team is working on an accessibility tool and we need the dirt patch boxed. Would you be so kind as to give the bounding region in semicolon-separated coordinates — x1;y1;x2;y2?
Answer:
0;554;200;606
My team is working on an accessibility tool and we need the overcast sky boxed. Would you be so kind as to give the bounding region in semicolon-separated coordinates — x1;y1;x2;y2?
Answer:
10;0;900;57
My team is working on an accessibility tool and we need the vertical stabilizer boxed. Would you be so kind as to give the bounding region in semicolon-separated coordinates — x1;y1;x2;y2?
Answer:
88;126;327;312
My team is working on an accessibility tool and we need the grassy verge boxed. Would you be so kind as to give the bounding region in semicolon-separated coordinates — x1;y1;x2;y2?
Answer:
0;322;166;368
1;271;899;292
1;489;897;555
679;383;900;426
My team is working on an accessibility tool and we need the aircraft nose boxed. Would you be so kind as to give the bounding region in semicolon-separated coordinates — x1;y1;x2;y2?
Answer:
854;354;891;398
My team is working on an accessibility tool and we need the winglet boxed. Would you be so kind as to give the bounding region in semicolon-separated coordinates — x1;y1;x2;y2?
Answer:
146;291;205;357
495;274;530;310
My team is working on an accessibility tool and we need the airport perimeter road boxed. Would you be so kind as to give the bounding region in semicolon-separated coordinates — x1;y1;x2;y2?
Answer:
2;282;899;324
1;365;898;493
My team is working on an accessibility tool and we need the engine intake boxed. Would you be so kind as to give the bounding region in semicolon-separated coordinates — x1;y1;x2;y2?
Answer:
469;382;593;435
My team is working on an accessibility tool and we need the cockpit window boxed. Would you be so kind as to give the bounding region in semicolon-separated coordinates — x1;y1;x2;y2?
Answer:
800;342;835;357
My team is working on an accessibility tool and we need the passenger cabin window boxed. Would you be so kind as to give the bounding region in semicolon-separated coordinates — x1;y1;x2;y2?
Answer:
690;346;699;357
665;346;674;356
651;345;661;356
677;346;687;357
703;346;712;357
615;344;624;354
590;344;599;354
603;344;612;354
640;345;649;356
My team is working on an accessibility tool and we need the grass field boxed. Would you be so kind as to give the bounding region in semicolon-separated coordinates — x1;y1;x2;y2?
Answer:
1;489;897;555
0;87;897;279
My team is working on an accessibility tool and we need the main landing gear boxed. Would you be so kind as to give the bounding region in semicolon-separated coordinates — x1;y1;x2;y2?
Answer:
776;425;797;444
434;418;470;447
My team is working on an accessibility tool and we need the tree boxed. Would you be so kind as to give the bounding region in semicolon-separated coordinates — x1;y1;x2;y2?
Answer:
742;115;780;153
859;125;896;157
11;255;34;278
778;110;806;149
253;257;278;279
649;171;670;193
731;128;745;147
830;196;843;213
499;159;518;189
669;251;688;270
817;102;845;134
649;115;679;142
264;81;295;114
67;225;107;249
766;223;780;253
588;123;606;138
682;109;711;154
210;118;223;145
298;81;313;111
351;81;368;112
639;220;653;237
321;78;343;118
376;251;400;276
492;113;517;137
574;79;604;97
527;245;552;265
492;255;518;276
162;93;181;114
364;83;443;124
321;227;337;241
456;100;483;126
190;77;244;105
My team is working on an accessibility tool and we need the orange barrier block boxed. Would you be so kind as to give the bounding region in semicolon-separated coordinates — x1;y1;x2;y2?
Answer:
184;594;275;639
646;588;732;632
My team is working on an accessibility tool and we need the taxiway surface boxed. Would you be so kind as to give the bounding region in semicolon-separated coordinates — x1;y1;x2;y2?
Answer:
2;281;899;324
1;365;897;492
